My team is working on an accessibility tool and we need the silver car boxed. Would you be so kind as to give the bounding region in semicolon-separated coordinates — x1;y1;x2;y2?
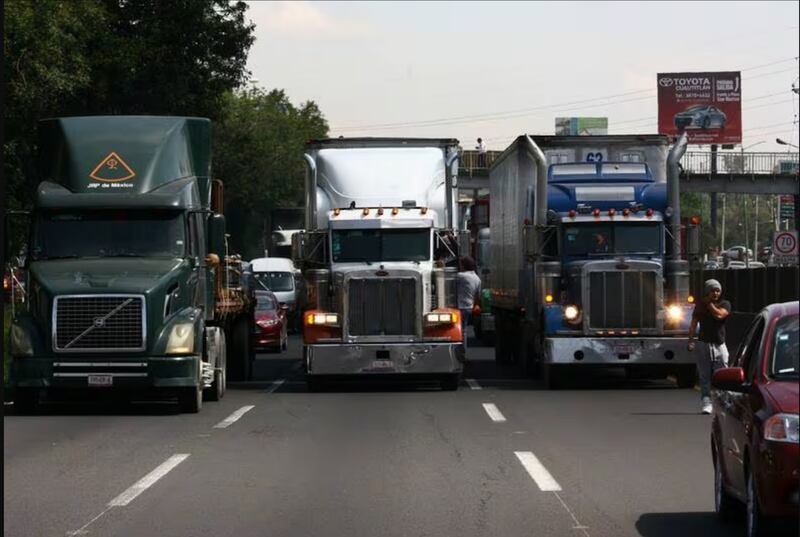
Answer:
674;105;727;130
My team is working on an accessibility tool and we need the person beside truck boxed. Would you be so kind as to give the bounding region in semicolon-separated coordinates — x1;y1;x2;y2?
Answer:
688;278;731;414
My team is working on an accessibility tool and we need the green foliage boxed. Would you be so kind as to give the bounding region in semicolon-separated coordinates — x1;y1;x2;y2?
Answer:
214;89;329;258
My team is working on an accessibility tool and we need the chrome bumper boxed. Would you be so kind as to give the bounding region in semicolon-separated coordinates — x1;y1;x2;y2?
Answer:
544;337;693;365
306;342;463;376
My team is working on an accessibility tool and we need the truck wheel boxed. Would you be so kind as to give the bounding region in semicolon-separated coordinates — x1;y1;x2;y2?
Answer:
226;316;252;382
544;365;566;390
178;386;202;413
675;366;697;389
440;374;460;391
13;388;40;415
204;329;226;402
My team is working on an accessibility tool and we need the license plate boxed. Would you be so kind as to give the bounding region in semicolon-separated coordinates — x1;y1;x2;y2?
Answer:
614;345;635;355
88;374;113;387
371;360;394;370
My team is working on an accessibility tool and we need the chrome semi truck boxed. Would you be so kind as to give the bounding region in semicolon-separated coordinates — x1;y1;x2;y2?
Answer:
489;134;699;388
292;138;465;390
7;116;254;412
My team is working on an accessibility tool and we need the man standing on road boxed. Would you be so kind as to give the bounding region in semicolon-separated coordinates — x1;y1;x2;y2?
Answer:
687;279;731;414
457;256;482;357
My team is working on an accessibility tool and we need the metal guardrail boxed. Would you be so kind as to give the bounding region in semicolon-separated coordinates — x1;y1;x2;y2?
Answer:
682;151;799;176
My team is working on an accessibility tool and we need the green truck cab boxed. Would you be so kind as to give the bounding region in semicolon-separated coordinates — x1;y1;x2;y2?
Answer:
8;116;252;413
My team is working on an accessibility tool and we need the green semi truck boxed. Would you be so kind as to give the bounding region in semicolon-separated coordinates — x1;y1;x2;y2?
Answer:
7;116;253;413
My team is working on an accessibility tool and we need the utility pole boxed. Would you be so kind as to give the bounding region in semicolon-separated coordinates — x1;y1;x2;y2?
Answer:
721;194;726;251
710;144;718;237
753;196;759;259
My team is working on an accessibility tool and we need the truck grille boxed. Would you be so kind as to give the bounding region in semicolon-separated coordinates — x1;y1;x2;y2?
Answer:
347;278;417;336
588;271;657;329
54;295;145;352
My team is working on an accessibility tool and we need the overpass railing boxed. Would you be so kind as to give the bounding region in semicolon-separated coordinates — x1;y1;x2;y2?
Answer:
683;151;799;176
459;150;503;175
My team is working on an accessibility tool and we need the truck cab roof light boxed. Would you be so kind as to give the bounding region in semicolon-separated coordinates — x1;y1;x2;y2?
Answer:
622;208;630;217
608;208;616;217
333;208;341;216
568;210;577;218
420;207;428;215
363;208;370;216
646;208;654;217
593;208;601;217
377;207;384;216
392;207;399;216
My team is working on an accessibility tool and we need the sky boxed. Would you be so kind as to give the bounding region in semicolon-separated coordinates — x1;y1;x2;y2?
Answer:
244;1;799;152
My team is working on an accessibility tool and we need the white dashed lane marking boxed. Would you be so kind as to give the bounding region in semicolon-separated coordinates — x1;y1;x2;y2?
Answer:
482;403;507;422
213;405;255;429
514;451;562;491
108;454;190;506
465;378;482;390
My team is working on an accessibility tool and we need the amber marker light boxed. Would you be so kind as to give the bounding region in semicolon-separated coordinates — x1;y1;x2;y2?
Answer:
687;295;695;304
362;208;370;216
545;294;554;303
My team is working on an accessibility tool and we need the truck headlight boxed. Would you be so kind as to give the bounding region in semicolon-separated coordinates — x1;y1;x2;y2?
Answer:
10;324;33;357
425;311;458;324
764;413;799;443
666;304;683;323
563;305;580;323
166;322;195;354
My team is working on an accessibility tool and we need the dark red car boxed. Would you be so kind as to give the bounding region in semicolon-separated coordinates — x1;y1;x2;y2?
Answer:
252;290;288;352
711;301;799;537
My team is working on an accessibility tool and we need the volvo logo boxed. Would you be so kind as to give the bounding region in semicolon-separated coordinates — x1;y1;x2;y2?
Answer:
93;316;106;328
659;78;674;87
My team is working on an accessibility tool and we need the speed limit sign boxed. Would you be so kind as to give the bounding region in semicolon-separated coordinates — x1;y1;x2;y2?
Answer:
773;230;798;265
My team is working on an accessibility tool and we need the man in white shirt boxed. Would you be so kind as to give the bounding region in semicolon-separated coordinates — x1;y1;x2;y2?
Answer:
457;256;482;355
476;138;487;167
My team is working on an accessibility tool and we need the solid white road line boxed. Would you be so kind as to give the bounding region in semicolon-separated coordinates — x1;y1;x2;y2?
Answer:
108;454;190;507
514;451;562;492
266;379;285;393
482;403;507;422
465;378;482;390
213;405;255;429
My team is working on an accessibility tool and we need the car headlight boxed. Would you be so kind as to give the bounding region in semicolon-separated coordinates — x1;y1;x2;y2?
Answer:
10;323;33;357
563;305;580;323
166;322;195;355
256;318;278;328
764;413;799;443
666;304;683;323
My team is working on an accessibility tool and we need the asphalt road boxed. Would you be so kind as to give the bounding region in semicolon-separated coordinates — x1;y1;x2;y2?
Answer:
4;334;791;537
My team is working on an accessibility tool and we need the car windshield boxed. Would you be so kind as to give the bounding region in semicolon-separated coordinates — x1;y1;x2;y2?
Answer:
562;223;662;256
332;229;430;262
253;272;294;292
32;210;185;259
770;314;799;378
255;295;277;311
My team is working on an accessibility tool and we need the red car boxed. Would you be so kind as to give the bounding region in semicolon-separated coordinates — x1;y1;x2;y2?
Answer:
252;291;289;352
711;301;799;537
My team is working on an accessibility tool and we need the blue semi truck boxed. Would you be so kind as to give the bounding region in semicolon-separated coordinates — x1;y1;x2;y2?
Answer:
489;134;699;388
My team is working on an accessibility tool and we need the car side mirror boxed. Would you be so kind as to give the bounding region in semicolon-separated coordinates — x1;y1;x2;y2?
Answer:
712;367;748;393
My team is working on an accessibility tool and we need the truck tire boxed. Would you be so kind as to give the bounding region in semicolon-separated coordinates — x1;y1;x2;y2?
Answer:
226;315;252;382
13;388;40;415
675;366;697;389
440;374;460;391
178;386;202;413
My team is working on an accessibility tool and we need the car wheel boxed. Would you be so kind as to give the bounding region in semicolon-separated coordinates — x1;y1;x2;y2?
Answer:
746;466;766;537
714;447;737;521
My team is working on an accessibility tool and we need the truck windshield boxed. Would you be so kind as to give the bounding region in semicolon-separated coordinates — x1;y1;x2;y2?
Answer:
562;223;662;256
332;229;430;262
32;210;186;259
253;272;294;292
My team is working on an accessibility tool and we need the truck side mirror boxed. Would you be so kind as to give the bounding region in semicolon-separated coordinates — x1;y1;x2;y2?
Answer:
207;213;226;258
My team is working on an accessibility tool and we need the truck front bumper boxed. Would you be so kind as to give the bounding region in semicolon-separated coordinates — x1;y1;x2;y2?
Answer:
544;337;693;365
11;355;201;389
306;342;463;376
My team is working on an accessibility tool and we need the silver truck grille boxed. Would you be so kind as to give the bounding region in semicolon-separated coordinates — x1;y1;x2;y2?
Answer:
588;271;657;329
54;295;146;352
347;278;417;336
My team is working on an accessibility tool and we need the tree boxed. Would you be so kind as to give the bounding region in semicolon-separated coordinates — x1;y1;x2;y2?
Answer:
214;89;330;258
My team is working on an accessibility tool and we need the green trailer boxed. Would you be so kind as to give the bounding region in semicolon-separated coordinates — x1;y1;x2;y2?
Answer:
7;116;253;413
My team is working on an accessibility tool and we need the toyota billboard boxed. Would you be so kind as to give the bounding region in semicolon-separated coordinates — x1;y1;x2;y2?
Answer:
657;71;741;144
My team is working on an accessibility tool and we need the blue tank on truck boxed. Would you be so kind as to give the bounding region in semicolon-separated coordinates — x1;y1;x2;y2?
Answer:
489;134;700;388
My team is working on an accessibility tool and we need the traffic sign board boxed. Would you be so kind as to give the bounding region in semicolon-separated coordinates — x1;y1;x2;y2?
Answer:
773;230;798;265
